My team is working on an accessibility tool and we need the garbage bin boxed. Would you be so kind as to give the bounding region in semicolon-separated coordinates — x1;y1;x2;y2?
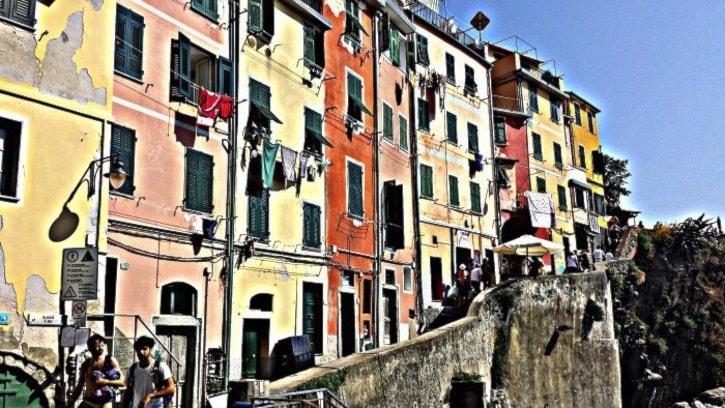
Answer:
270;335;314;380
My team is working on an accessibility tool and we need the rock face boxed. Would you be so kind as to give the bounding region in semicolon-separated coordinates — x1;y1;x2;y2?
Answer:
610;230;725;407
270;272;621;407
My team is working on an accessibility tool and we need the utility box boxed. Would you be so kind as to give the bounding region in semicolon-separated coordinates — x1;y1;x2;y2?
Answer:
270;335;314;380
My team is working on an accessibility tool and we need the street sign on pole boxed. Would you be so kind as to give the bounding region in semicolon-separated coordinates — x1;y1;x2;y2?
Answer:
61;248;98;301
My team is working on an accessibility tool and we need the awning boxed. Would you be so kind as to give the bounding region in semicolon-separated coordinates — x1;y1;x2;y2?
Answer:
568;179;591;190
251;100;283;124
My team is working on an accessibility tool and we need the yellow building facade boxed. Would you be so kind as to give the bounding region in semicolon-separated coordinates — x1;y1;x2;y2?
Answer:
0;0;115;404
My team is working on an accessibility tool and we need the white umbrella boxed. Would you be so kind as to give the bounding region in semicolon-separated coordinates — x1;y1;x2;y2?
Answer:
493;234;565;257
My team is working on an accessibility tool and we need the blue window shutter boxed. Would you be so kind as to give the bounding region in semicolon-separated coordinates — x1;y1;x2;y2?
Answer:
179;34;192;99
128;11;144;78
114;7;128;73
248;0;262;33
218;57;233;96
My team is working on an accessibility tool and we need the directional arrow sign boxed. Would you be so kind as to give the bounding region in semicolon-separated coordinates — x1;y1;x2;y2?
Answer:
61;247;98;301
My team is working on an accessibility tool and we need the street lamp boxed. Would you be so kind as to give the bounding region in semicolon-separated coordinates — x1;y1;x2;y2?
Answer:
49;153;127;242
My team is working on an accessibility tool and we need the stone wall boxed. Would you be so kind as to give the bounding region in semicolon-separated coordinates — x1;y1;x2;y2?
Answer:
268;272;622;407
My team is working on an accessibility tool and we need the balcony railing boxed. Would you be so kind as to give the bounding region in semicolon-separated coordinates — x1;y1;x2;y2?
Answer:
493;95;521;112
405;3;484;54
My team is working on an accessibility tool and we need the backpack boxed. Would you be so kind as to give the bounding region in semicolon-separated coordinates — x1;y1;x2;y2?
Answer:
124;360;174;408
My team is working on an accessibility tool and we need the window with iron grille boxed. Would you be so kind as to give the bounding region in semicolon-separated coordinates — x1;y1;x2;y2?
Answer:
185;149;214;213
110;125;136;195
115;5;144;80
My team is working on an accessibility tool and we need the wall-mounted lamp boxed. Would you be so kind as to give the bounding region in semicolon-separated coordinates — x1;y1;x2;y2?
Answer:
48;153;127;242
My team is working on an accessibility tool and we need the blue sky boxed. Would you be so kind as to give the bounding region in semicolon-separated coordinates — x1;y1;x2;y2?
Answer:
445;1;725;227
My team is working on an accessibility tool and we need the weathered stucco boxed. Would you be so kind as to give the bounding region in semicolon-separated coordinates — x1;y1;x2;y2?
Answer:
270;272;621;407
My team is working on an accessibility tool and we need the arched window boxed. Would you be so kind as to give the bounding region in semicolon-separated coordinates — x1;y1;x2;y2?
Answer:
249;293;273;311
161;283;197;315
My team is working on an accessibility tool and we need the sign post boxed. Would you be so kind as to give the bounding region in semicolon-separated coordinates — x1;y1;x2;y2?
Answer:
61;248;98;301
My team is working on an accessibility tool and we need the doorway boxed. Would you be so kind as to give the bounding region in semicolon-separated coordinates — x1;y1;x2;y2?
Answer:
340;291;356;356
430;257;443;301
156;326;197;408
382;288;398;345
242;319;270;379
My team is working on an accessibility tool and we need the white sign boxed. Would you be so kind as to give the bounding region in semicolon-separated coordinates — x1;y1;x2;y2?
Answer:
71;300;87;319
456;230;471;248
61;247;98;301
27;313;65;326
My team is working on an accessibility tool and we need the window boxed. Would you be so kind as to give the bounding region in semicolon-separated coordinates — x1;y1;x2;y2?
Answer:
417;98;430;132
344;0;366;48
248;79;283;135
464;64;477;94
557;185;567;211
399;115;408;151
303;25;325;74
347;72;371;122
170;35;233;104
470;181;481;213
160;283;197;315
185;149;214;213
110;125;136;195
415;34;429;65
494;117;506;145
445;53;455;83
384;182;404;250
248;0;274;42
550;97;560;122
446;112;457;144
496;164;511;189
578;145;587;169
250;293;273;311
587;111;595;133
382;103;394;143
304;108;332;157
403;267;412;292
593;193;605;214
467;122;478;153
248;183;269;239
529;84;538;112
0;0;35;28
385;269;396;285
592;150;604;174
115;5;144;80
303;202;321;249
347;161;364;217
448;175;459;207
0;117;21;199
574;103;581;126
389;27;400;66
536;176;546;193
553;142;563;170
420;164;433;198
573;186;587;209
190;0;217;20
532;132;542;161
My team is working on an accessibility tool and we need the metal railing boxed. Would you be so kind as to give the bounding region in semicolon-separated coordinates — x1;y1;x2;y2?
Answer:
252;388;348;408
493;95;521;112
406;3;484;53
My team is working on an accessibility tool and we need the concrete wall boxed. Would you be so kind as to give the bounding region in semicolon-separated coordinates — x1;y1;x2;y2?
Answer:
269;272;621;408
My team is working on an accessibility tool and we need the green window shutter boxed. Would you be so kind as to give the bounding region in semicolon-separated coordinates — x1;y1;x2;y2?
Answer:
418;98;429;131
399;115;408;151
449;175;459;206
390;29;399;66
128;11;144;78
416;34;429;65
383;104;393;142
303;203;321;248
494;118;506;144
467;122;478;152
406;37;416;69
186;150;213;213
248;185;269;239
179;34;192;99
248;0;262;34
347;74;371;119
446;53;455;82
348;162;363;217
2;0;35;27
557;185;567;211
446;112;457;144
470;181;481;213
304;25;315;65
218;56;233;96
420;165;433;198
554;143;563;169
465;65;476;93
532;133;542;160
579;145;587;168
110;125;136;195
115;6;144;79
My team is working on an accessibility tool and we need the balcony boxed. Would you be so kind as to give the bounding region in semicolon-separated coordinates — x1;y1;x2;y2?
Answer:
493;95;521;112
403;2;484;55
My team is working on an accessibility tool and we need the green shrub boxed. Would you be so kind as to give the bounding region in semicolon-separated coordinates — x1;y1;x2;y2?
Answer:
638;233;654;253
648;336;668;356
585;299;605;322
681;316;696;330
453;370;482;382
661;294;671;306
606;268;623;294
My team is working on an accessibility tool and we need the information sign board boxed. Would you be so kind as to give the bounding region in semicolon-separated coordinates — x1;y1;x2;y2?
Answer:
61;248;98;300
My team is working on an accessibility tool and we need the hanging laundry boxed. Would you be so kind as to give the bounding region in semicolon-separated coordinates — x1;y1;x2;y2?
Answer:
198;87;235;121
280;146;298;182
475;153;484;171
262;138;279;188
524;191;556;228
299;154;309;179
187;214;204;234
202;218;218;240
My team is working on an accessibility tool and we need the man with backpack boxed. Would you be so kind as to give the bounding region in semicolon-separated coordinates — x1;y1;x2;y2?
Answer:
123;336;175;408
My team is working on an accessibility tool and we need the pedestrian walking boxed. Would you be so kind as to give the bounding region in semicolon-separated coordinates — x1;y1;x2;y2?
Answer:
469;263;482;293
67;333;125;408
566;251;580;273
122;336;175;408
593;246;605;262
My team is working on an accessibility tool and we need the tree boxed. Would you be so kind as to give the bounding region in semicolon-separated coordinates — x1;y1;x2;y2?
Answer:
603;153;631;211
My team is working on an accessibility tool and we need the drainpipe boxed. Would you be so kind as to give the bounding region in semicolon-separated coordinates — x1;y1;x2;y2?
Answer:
222;0;240;392
485;67;501;284
371;9;381;349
